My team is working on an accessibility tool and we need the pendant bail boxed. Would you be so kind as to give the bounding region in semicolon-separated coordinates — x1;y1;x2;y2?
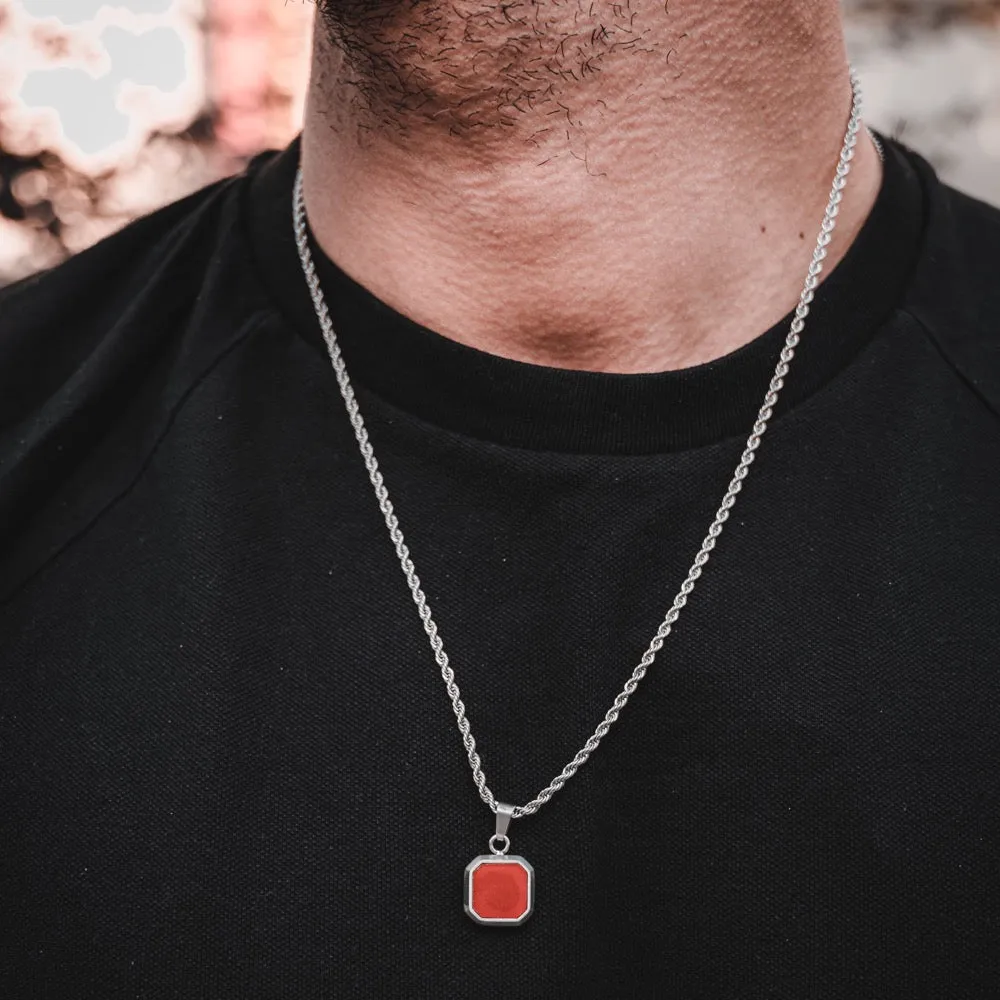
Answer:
489;802;515;855
495;802;515;840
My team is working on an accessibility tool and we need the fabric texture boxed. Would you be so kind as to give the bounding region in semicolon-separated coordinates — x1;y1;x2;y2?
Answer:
1;134;999;999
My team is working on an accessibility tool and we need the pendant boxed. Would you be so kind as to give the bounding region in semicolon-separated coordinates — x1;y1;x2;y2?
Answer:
464;803;535;926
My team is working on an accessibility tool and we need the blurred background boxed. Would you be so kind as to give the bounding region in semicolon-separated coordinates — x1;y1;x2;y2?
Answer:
0;0;998;286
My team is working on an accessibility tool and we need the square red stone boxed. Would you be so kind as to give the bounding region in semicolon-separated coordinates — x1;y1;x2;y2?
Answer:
464;855;534;925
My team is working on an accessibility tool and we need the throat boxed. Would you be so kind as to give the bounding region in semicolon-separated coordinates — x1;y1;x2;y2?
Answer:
304;0;882;373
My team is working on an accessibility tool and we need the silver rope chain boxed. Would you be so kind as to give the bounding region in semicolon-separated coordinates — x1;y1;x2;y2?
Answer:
293;69;867;821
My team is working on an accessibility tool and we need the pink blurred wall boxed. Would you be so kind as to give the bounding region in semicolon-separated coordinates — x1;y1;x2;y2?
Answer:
209;0;312;157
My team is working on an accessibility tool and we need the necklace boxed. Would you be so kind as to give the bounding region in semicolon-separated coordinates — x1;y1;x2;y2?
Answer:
293;70;871;926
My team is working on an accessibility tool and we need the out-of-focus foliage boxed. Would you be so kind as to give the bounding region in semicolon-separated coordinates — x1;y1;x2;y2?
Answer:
845;0;1000;205
0;0;311;284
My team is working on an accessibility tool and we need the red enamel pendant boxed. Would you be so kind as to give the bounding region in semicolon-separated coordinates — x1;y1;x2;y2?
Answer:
465;803;534;926
464;854;534;926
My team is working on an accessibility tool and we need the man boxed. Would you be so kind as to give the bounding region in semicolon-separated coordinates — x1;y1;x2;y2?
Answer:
1;0;998;996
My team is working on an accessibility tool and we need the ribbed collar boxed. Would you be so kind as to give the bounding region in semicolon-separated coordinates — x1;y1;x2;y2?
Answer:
245;132;927;454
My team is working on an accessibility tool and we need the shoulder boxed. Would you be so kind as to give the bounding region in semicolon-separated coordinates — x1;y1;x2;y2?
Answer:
0;161;271;420
898;144;1000;420
0;153;282;598
0;160;271;386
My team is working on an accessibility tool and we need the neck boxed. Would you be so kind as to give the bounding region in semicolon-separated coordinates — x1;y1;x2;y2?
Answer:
301;0;883;373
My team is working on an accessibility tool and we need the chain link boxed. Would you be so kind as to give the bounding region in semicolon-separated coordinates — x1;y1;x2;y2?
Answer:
293;69;867;820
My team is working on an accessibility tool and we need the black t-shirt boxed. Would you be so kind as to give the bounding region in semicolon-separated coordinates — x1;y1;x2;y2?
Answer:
2;134;1000;999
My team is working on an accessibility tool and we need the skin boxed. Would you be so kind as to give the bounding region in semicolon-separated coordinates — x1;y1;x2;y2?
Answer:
301;0;883;373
